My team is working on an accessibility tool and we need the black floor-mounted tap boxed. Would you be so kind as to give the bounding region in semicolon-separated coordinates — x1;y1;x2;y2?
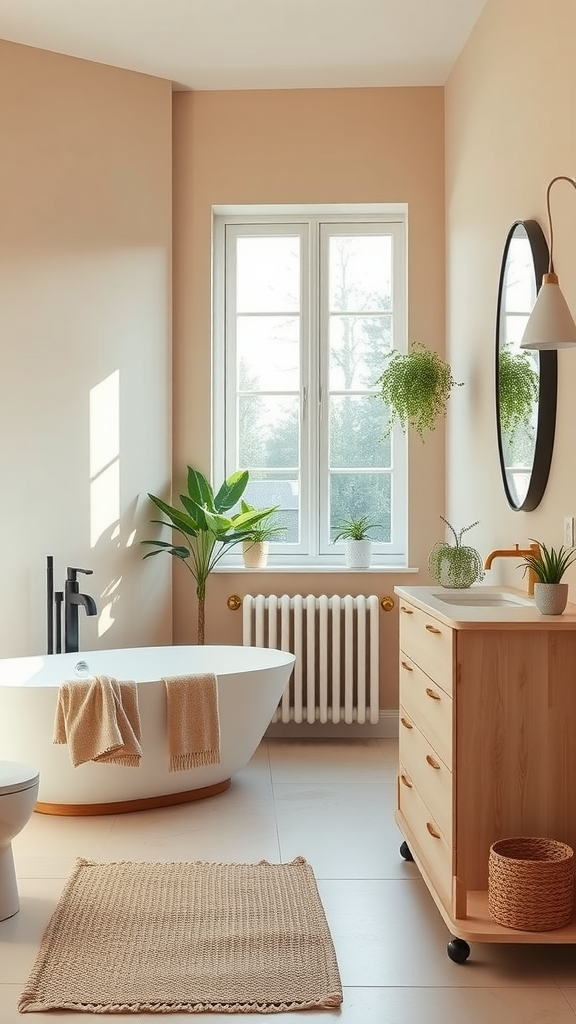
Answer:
64;566;98;654
46;557;98;654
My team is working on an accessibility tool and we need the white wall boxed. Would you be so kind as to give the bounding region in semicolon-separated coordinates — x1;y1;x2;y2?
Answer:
0;41;173;655
445;0;576;596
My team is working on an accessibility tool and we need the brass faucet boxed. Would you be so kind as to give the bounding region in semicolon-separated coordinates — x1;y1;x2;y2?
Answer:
483;543;540;596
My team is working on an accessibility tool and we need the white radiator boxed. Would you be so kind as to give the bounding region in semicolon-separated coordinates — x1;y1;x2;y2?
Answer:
242;594;380;725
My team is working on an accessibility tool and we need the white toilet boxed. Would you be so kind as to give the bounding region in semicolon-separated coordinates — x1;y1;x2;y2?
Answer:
0;761;40;921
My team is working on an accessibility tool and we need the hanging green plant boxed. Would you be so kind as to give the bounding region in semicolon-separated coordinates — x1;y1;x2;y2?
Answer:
374;342;463;441
498;347;539;441
428;516;485;589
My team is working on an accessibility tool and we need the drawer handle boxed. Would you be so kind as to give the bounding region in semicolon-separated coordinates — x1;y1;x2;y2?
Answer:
426;821;442;839
400;660;414;672
425;624;442;634
401;606;414;615
400;773;413;788
426;754;441;770
425;687;441;701
400;716;413;730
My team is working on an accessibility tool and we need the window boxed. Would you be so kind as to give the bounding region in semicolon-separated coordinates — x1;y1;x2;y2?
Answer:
212;208;408;566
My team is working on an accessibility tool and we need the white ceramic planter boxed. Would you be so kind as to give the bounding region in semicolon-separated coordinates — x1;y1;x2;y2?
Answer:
242;540;269;569
533;582;568;615
345;539;372;569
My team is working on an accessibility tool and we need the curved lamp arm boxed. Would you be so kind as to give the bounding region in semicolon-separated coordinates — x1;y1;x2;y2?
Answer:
545;174;576;275
520;174;576;351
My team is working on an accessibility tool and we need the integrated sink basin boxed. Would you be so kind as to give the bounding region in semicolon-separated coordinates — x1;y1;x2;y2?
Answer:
432;590;533;608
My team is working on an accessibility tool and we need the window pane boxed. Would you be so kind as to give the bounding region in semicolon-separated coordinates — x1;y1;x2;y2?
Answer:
329;235;392;312
329;315;392;390
238;396;299;468
242;475;299;544
236;236;300;313
505;237;537;312
330;396;390;468
237;315;300;391
330;473;391;543
215;214;407;563
504;314;529;348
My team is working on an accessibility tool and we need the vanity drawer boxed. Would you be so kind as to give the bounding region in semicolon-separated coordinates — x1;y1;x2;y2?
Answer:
399;656;453;768
399;708;452;844
398;766;453;902
399;602;454;694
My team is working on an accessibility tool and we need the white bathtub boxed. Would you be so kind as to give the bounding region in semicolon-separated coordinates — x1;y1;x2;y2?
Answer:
0;645;295;815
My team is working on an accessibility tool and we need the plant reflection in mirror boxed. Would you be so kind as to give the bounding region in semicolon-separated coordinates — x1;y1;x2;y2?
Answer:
498;347;539;443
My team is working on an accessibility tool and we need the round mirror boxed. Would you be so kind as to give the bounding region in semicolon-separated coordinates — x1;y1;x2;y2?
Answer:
496;220;557;511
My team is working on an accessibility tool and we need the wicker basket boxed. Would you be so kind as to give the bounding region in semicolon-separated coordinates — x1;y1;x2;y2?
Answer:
488;837;574;931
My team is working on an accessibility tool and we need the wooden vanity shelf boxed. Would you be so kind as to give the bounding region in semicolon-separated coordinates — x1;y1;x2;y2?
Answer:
394;586;576;963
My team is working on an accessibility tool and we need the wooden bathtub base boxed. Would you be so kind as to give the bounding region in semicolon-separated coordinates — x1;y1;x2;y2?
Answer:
34;778;232;816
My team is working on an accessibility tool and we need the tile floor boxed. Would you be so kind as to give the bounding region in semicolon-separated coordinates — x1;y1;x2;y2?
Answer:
1;738;576;1022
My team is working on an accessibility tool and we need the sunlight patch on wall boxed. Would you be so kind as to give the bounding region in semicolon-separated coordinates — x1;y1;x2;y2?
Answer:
98;599;116;637
99;575;122;640
90;371;120;550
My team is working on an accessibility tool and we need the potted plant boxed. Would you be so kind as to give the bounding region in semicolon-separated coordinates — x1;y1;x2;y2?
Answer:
141;467;277;643
519;540;576;615
332;515;382;569
428;516;485;589
498;347;539;442
240;503;287;568
374;341;463;441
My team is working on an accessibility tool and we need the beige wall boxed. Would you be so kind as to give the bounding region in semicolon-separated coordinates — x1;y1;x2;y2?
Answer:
172;87;446;710
445;0;576;595
10;10;561;710
0;40;173;656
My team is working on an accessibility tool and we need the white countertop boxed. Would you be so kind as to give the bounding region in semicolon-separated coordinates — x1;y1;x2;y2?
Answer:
394;585;576;630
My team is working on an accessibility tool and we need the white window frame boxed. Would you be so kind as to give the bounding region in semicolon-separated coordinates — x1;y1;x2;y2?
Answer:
212;205;408;568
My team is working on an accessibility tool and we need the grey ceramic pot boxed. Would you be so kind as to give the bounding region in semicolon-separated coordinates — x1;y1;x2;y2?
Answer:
533;582;569;615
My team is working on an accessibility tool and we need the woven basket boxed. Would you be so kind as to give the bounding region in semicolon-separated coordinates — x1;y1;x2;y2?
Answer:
488;837;575;931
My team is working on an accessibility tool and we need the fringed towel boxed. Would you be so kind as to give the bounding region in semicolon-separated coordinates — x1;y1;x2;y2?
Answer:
53;676;142;768
163;674;220;771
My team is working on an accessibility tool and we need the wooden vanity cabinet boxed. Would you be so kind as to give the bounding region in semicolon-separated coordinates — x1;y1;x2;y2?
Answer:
395;594;576;950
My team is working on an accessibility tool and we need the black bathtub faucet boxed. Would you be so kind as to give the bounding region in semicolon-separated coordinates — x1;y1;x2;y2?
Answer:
46;557;98;654
64;567;98;654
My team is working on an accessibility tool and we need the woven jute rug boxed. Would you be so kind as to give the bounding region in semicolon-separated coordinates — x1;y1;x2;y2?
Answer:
18;856;342;1015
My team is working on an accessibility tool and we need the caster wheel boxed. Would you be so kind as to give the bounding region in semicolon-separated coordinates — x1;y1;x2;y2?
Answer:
399;840;413;861
447;938;470;963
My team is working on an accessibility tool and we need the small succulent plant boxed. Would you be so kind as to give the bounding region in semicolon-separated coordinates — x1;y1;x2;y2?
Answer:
332;515;382;542
520;540;576;584
428;516;485;589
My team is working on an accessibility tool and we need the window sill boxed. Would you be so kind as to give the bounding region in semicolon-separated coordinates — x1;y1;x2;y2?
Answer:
213;565;420;574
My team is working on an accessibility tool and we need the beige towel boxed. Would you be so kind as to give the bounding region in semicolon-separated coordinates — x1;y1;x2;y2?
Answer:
53;676;142;768
163;674;220;771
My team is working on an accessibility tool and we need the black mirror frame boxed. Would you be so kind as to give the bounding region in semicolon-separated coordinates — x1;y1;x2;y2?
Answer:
495;219;557;512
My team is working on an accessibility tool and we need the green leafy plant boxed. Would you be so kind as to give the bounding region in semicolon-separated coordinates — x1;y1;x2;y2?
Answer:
374;342;463;441
332;515;382;542
428;516;485;589
498;347;539;441
240;502;287;545
520;540;576;584
141;467;276;643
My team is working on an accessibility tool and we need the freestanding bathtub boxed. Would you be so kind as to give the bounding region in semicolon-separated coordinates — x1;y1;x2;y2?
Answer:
0;645;295;815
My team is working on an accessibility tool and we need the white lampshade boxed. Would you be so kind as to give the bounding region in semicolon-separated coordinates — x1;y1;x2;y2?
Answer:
520;272;576;351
